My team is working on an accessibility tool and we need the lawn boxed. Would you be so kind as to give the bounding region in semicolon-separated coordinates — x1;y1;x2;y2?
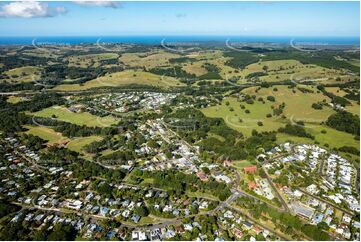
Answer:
24;125;67;144
277;123;359;151
186;191;219;201
6;96;23;104
232;160;255;169
53;70;184;91
32;105;118;127
66;136;103;153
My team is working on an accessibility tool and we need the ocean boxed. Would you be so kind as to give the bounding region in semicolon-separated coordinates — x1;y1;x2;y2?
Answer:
0;36;359;46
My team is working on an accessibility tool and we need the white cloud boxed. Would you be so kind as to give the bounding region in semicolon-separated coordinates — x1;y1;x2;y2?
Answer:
0;1;67;18
74;1;121;9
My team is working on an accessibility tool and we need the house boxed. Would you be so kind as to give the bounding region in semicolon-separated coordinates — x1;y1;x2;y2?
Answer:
176;225;185;233
244;166;257;173
233;228;243;238
223;160;232;167
132;215;141;223
253;226;262;234
243;221;253;230
291;202;314;220
196;171;208;181
184;224;193;231
248;181;257;190
100;207;109;217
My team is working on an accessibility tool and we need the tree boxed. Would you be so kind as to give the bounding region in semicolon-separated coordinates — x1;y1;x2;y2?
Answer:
134;206;149;217
47;224;76;241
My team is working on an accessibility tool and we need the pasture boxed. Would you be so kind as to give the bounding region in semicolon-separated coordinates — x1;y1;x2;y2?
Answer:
54;70;184;91
32;105;118;127
120;51;181;69
66;136;103;153
68;53;119;68
24;125;67;144
3;66;42;83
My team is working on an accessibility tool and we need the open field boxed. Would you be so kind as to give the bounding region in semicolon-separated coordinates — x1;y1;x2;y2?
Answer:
66;136;103;153
347;101;360;116
32;105;118;127
120;51;181;69
324;87;348;96
24;125;67;144
53;70;184;91
231;160;255;169
348;58;360;67
221;58;355;84
6;96;24;104
202;85;358;152
182;61;208;76
242;85;335;121
202;84;336;136
2;66;42;83
68;53;119;68
202;96;284;136
277;122;359;151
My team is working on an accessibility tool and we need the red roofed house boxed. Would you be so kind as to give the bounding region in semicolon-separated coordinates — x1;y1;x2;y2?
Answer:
253;226;262;234
244;165;257;173
233;228;243;238
196;171;208;181
248;181;257;190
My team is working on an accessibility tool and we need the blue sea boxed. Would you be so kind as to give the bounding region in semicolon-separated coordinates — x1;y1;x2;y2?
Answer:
0;36;359;45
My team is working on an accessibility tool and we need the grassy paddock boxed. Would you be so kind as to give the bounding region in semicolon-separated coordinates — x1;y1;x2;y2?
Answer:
32;105;118;127
54;70;183;91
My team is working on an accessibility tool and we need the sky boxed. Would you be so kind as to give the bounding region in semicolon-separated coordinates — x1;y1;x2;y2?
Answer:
0;1;359;37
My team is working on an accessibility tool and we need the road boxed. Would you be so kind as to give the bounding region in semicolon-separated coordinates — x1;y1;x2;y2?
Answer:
261;167;289;212
295;188;355;217
258;147;298;212
225;204;289;241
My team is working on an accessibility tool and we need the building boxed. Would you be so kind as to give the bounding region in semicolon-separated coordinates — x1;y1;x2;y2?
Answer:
244;166;257;173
